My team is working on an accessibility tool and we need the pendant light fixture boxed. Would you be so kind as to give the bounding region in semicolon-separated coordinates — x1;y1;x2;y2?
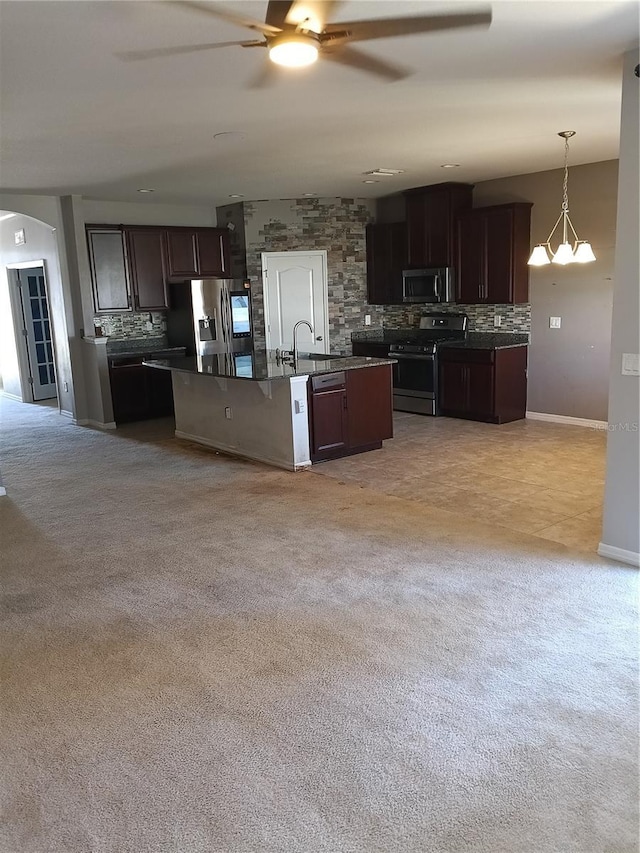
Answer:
528;131;596;266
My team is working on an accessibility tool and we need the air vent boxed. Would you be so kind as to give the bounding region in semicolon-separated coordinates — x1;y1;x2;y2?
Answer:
362;168;405;177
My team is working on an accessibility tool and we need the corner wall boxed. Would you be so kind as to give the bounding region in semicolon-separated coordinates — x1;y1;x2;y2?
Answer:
599;50;640;565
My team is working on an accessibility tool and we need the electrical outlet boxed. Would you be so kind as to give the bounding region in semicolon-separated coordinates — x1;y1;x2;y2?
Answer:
364;314;371;326
145;321;153;331
224;406;232;419
494;315;502;327
549;316;562;329
63;382;69;392
294;399;306;414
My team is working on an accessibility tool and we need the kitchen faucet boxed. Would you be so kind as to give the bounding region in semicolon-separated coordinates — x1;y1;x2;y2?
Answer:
292;320;313;363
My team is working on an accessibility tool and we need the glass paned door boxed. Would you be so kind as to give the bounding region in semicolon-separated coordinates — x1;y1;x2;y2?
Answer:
19;268;57;401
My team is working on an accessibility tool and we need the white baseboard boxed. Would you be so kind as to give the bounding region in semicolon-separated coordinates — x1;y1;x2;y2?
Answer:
175;429;310;472
0;391;23;403
59;409;74;419
526;411;607;429
74;418;117;430
597;542;640;568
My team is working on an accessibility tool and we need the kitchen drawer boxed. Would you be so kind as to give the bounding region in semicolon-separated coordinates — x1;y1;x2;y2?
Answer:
311;372;346;392
439;347;495;365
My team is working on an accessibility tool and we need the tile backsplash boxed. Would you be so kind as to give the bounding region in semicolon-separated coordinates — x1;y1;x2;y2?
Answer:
93;311;167;340
381;302;531;334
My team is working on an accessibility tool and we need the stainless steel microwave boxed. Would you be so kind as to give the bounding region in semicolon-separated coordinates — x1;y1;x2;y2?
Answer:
402;267;455;303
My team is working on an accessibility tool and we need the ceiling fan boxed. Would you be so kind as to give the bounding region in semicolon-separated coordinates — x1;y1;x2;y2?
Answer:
118;1;492;86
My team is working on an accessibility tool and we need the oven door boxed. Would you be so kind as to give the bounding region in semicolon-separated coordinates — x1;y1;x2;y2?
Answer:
390;352;435;398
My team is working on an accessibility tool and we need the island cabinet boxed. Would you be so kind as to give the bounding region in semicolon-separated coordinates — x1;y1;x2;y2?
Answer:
438;346;527;424
308;364;393;462
165;228;230;280
404;182;473;269
366;222;407;304
456;203;532;304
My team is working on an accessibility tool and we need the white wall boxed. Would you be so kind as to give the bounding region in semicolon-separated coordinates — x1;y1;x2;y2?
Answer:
600;50;640;566
0;208;78;415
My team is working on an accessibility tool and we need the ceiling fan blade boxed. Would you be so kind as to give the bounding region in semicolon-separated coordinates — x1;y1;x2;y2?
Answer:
115;40;259;61
246;58;281;89
323;9;492;43
322;44;409;81
285;1;341;33
265;1;295;29
166;1;282;35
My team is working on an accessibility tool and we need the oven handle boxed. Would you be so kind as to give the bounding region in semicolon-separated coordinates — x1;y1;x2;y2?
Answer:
388;352;435;361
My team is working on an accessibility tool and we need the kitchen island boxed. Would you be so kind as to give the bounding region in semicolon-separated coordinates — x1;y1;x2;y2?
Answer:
144;351;394;471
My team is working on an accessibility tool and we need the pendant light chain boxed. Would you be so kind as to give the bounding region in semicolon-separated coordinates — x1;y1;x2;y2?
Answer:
561;134;570;241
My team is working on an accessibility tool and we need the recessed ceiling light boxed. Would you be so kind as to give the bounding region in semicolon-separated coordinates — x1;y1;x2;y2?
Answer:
440;164;461;169
228;194;244;198
302;192;317;197
362;180;379;184
363;168;405;177
137;188;154;193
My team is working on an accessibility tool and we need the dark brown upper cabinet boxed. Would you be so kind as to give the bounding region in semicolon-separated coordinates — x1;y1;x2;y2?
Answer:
87;227;131;312
165;227;230;280
365;221;407;305
456;203;532;304
87;224;232;313
126;228;168;310
404;183;473;269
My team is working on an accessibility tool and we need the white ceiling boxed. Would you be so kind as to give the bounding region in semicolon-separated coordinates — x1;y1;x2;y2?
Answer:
1;1;638;207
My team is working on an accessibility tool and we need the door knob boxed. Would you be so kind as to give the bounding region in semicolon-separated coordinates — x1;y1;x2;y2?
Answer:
316;335;323;341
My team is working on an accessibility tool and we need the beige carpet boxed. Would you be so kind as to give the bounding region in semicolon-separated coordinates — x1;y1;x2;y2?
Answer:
1;397;638;853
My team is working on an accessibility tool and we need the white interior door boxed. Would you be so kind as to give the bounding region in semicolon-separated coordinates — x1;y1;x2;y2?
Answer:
17;267;57;401
262;251;329;355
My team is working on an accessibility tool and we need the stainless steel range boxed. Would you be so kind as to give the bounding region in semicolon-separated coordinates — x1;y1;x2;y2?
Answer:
388;312;468;415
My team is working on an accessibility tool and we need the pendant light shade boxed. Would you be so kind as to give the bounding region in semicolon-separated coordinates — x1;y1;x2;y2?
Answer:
528;131;596;267
528;244;551;266
574;240;597;263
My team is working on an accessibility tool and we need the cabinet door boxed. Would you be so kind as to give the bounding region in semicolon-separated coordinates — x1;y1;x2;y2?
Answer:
366;222;406;304
311;389;348;458
196;229;229;277
457;213;485;304
87;228;131;312
148;366;174;416
484;207;514;304
127;229;168;310
466;362;495;417
439;360;468;413
406;184;472;268
109;362;151;423
166;230;199;278
346;364;393;448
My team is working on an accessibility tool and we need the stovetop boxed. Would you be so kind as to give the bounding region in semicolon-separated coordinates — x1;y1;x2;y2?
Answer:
389;331;467;354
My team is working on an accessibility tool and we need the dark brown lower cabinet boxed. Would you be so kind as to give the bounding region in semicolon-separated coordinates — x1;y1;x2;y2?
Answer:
438;346;527;424
109;359;174;424
309;364;393;462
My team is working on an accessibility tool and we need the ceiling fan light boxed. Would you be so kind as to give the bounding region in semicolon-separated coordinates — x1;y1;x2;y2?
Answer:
552;242;575;265
528;244;551;266
574;241;596;263
269;35;319;68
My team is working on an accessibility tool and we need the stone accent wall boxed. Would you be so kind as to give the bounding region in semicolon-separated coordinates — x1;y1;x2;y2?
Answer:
382;302;531;333
217;202;247;280
237;198;383;354
92;310;167;340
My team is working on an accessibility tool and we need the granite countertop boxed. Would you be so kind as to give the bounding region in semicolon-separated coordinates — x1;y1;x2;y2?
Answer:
439;332;529;350
351;329;529;350
144;352;395;382
106;338;187;360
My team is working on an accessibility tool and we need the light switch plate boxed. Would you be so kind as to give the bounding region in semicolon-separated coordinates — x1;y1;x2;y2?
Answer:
622;353;640;376
549;316;562;329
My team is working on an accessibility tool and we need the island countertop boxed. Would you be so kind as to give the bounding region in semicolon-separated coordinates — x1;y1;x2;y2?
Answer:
144;352;396;382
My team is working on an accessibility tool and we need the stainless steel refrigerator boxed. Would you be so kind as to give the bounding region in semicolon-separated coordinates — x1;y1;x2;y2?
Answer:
167;278;253;356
